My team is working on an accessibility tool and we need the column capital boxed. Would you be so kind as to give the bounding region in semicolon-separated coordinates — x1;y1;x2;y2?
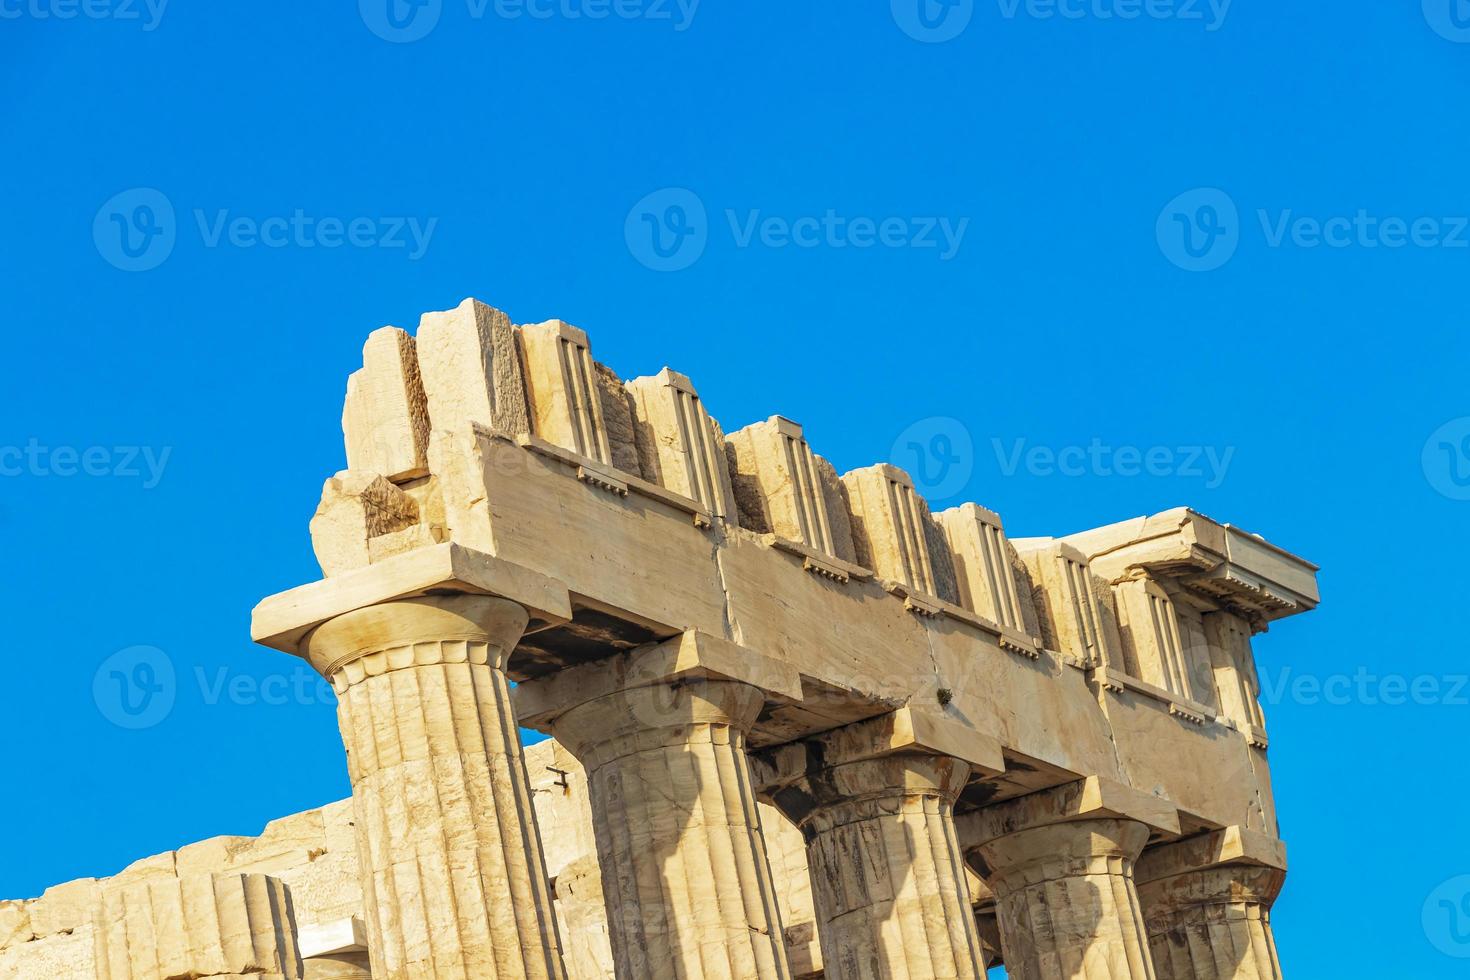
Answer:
513;629;802;731
1135;826;1287;885
306;576;568;976
300;592;528;691
752;708;994;980
515;632;795;979
957;775;1182;853
251;542;572;654
753;707;1004;803
1134;829;1287;980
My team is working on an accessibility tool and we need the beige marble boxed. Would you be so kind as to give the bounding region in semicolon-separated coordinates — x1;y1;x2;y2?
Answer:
1135;829;1286;980
961;779;1180;980
726;416;843;560
3;296;1332;980
624;367;736;522
518;320;615;468
92;874;302;980
304;595;566;980
519;639;793;980
936;502;1028;634
342;326;431;483
757;711;1000;980
972;820;1155;980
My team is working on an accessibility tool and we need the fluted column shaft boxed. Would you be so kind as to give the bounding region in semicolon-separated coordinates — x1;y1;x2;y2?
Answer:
92;873;303;980
551;678;791;980
304;595;566;980
778;755;985;980
973;818;1156;980
1137;867;1283;980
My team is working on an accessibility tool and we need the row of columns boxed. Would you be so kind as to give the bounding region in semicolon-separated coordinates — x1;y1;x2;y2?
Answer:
296;592;1287;980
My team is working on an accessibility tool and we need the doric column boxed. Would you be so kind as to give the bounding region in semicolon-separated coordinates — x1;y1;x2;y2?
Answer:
958;776;1182;980
303;594;566;980
1135;828;1287;980
756;708;1003;980
92;873;303;979
515;631;800;980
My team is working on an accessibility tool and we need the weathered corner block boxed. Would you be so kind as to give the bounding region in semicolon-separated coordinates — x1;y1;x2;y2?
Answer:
5;296;1321;980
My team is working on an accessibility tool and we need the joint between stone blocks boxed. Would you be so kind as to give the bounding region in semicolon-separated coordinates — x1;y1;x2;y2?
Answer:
957;775;1183;853
754;706;1004;797
1135;825;1288;885
513;629;803;731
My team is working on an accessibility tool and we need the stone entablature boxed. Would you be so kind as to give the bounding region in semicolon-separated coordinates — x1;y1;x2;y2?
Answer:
6;297;1320;979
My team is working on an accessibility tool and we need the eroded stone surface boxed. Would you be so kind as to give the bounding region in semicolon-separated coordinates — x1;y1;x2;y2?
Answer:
7;297;1324;980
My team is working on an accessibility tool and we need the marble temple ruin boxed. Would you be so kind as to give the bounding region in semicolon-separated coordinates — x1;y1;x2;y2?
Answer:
0;298;1320;980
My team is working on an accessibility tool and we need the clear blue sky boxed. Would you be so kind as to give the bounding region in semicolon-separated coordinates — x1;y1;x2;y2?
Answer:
3;3;1467;976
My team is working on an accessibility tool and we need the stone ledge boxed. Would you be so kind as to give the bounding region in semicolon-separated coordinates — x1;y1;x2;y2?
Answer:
956;775;1183;849
513;630;803;728
297;916;368;959
1093;666;1216;728
753;706;1006;792
1135;826;1288;884
518;431;714;528
251;542;573;654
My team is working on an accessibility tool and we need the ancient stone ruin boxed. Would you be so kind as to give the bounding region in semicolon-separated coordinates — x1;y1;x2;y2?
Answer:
1;298;1320;980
